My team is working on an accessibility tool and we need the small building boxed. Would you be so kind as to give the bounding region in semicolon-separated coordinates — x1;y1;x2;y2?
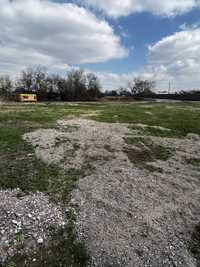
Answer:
15;88;37;102
17;93;37;102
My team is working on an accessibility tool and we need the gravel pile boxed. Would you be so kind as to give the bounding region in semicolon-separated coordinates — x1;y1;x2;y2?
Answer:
24;119;200;266
0;189;65;264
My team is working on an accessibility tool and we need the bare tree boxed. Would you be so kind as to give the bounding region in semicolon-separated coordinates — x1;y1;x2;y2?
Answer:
14;67;102;101
118;86;131;97
64;70;86;100
17;66;47;91
18;68;35;90
86;73;101;99
128;78;155;97
34;66;47;91
0;76;12;100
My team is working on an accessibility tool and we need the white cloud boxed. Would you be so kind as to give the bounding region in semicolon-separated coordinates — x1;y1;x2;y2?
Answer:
95;71;136;91
95;27;200;92
0;0;127;76
81;0;200;18
1;0;200;92
148;27;200;90
94;69;169;92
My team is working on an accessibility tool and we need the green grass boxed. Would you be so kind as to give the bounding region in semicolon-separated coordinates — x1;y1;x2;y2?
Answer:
0;101;199;192
0;103;91;267
125;136;172;160
124;136;172;172
93;102;200;137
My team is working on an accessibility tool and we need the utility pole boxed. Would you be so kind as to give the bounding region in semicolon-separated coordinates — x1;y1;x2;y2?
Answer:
168;81;171;94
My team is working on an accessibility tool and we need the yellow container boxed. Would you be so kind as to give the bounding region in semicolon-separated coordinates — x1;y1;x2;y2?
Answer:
18;93;37;102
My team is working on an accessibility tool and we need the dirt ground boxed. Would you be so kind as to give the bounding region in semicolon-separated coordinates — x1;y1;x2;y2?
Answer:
23;118;200;266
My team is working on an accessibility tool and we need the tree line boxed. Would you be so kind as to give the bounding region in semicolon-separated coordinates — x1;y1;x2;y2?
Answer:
0;67;158;101
105;78;155;99
0;67;102;101
105;79;200;101
1;67;199;101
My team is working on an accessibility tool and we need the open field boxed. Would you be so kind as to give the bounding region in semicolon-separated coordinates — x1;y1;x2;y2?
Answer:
1;101;200;266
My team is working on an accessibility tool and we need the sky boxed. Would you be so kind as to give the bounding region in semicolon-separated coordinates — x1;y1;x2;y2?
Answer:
1;0;200;92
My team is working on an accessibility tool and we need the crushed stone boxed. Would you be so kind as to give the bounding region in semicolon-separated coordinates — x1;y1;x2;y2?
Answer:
22;118;200;266
0;189;65;264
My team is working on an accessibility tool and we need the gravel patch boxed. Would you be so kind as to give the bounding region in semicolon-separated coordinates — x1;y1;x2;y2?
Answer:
23;118;200;266
0;189;65;264
23;119;129;170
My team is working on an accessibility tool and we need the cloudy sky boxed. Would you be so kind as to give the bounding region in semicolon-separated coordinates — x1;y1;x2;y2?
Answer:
1;0;200;91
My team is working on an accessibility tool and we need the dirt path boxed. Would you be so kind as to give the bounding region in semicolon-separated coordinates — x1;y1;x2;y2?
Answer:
24;118;200;266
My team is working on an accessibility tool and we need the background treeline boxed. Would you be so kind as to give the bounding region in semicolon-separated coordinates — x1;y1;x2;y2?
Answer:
150;91;200;101
105;78;155;99
105;79;200;101
0;67;102;101
1;66;200;101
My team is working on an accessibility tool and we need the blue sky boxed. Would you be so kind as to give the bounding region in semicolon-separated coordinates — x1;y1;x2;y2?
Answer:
1;0;200;91
81;6;200;91
84;9;200;73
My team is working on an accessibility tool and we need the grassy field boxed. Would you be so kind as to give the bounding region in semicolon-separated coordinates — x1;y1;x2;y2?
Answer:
1;100;200;266
1;101;200;190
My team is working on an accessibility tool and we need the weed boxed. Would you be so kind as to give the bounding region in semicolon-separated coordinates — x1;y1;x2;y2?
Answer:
15;230;24;243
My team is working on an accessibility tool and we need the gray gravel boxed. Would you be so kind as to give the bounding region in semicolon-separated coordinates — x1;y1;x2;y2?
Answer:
0;189;65;264
23;119;200;266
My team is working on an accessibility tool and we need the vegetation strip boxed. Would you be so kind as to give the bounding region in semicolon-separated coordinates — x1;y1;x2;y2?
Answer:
0;104;90;266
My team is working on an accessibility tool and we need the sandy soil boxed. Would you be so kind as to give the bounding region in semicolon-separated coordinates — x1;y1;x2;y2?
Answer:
24;118;200;267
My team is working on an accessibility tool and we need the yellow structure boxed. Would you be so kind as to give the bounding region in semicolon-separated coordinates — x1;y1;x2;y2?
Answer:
17;93;37;102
